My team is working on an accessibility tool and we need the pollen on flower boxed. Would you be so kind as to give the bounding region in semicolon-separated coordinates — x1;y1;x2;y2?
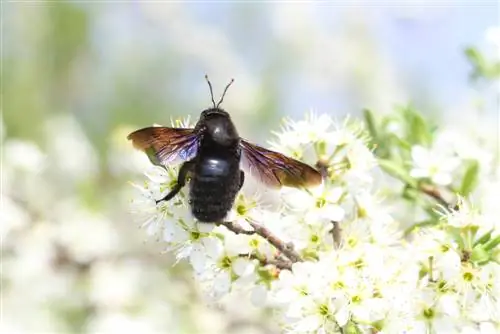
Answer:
463;271;474;282
318;303;330;316
220;256;232;269
351;295;362;304
423;307;435;319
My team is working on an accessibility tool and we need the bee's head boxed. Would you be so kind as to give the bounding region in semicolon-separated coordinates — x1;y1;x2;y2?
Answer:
196;108;239;146
195;76;239;146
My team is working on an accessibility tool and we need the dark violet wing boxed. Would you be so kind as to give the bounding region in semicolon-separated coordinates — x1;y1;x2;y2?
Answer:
240;140;322;189
127;127;198;166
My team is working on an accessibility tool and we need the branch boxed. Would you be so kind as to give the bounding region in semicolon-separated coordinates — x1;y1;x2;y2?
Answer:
218;219;303;264
419;183;451;208
246;218;303;263
239;253;292;271
216;221;255;235
331;221;342;249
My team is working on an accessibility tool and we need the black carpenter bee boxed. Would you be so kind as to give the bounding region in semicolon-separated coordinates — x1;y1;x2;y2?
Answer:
128;76;322;223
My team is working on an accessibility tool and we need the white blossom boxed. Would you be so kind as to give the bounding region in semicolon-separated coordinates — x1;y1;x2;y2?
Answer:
410;145;460;186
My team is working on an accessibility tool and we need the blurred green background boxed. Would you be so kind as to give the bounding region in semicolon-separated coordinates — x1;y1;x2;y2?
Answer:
2;1;499;333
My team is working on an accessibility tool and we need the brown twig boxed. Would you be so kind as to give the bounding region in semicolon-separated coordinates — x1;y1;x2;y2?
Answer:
331;221;342;249
217;221;255;235
239;253;293;271
419;184;451;208
246;218;303;263
217;220;302;264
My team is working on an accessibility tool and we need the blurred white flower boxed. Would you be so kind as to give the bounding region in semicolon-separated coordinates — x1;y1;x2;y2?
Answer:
438;196;483;229
410;145;460;185
0;197;30;238
108;125;153;176
56;210;119;263
4;140;46;174
89;260;145;309
407;289;462;333
44;114;98;181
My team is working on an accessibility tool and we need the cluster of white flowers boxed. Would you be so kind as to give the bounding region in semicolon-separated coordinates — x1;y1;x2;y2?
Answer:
3;114;275;334
132;111;499;334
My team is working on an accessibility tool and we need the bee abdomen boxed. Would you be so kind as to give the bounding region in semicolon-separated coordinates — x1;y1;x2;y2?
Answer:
189;177;239;223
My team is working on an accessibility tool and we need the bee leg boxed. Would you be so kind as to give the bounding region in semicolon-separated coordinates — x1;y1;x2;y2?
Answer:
156;161;194;204
239;170;245;191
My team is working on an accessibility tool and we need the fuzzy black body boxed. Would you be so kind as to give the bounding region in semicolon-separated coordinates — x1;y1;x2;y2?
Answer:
189;108;242;222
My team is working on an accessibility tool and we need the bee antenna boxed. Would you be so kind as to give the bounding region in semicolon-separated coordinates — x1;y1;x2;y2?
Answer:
205;74;216;108
217;78;234;108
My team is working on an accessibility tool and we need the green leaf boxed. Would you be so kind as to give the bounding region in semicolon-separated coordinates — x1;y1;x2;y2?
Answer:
447;226;465;250
471;245;490;265
460;160;479;196
363;108;391;159
363;108;378;142
485;235;500;251
344;321;363;334
402;185;419;201
464;47;486;69
388;133;412;152
377;158;417;188
474;229;493;247
401;105;433;146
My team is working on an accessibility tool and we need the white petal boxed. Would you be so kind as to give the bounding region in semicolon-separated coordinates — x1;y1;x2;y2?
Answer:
213;270;231;296
433;172;452;186
293;315;321;332
439;294;460;318
326;187;344;203
410;168;430;178
144;166;170;183
479;322;497;334
197;222;215;233
411;146;429;165
323;205;345;222
201;237;223;260
232;258;254;277
189;243;207;273
335;305;350;327
250;285;268;307
163;220;188;243
436;251;461;281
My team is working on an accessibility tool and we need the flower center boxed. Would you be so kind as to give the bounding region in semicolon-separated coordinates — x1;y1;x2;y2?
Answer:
318;303;329;316
463;271;474;282
316;198;326;208
237;204;247;215
423;308;435;319
351;295;362;304
220;256;232;269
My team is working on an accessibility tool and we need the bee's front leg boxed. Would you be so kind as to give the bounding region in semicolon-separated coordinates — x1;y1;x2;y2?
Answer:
156;160;194;204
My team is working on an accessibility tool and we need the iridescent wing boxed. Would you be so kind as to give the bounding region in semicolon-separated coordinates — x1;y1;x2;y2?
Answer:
240;140;322;189
127;127;199;166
